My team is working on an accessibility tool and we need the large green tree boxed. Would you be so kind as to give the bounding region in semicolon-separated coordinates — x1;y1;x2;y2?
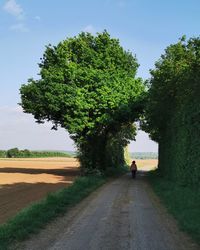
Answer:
20;31;145;172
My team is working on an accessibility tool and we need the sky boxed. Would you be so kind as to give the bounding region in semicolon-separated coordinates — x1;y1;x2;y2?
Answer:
0;0;199;152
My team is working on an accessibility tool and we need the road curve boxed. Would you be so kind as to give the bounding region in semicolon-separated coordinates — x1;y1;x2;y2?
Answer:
19;172;199;250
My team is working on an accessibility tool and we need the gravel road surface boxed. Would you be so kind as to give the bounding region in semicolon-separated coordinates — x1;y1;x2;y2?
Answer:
18;172;199;250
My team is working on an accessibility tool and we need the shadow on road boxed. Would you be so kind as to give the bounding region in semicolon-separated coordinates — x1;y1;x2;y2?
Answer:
0;167;79;176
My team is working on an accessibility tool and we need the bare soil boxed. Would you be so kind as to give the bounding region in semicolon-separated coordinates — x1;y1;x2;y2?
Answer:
0;158;157;226
0;157;79;224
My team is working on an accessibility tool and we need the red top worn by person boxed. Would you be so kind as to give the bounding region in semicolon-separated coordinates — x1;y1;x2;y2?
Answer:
130;160;137;178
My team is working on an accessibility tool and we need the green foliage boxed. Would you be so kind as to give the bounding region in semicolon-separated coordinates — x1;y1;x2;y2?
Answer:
144;36;200;185
4;148;72;158
0;151;6;158
6;148;19;158
124;146;131;164
149;170;200;245
20;31;145;172
0;176;105;250
26;150;72;158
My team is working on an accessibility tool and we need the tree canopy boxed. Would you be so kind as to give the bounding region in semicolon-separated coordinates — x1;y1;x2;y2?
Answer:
143;36;200;142
20;31;145;172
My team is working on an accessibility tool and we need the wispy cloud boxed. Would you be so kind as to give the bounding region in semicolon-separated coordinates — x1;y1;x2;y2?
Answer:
82;25;95;33
3;0;24;19
3;0;30;33
10;23;29;32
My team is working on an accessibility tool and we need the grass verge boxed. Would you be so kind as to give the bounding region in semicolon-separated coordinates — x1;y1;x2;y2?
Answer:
0;176;105;250
104;164;129;177
148;170;200;245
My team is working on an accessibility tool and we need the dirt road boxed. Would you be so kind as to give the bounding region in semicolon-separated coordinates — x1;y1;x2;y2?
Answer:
19;171;199;250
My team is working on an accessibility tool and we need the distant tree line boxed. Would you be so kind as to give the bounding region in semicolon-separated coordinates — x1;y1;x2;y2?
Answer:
130;152;158;159
0;150;6;158
0;148;72;158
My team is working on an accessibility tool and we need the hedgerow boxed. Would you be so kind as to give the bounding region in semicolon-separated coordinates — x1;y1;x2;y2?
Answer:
144;36;200;186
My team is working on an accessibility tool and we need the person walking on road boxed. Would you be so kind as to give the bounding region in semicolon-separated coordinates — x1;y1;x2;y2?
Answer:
130;160;137;178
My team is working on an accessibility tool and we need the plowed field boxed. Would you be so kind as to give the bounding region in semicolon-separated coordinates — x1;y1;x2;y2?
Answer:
0;158;157;225
0;157;79;224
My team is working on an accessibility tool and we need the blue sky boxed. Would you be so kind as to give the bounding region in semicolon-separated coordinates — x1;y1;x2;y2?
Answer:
0;0;199;151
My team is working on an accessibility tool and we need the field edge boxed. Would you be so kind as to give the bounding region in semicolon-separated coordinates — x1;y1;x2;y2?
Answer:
0;176;106;250
148;170;200;246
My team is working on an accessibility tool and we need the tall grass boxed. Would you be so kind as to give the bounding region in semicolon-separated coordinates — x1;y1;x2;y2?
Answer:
148;170;200;245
